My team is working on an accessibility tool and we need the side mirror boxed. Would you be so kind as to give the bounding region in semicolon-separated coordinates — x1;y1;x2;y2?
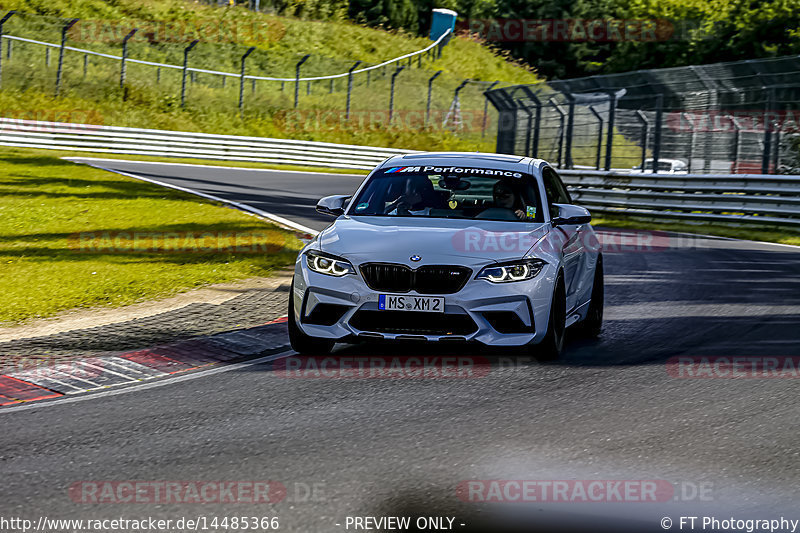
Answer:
551;203;591;226
316;195;350;217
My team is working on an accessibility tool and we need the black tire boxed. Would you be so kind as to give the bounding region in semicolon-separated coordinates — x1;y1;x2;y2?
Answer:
579;256;604;338
288;281;335;355
531;273;566;361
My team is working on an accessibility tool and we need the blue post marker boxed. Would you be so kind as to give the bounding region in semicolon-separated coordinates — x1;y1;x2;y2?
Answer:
429;8;457;43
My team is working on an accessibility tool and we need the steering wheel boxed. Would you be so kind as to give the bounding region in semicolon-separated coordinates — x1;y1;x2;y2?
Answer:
384;197;412;215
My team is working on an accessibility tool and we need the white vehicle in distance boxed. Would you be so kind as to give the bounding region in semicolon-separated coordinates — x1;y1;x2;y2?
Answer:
289;153;603;360
631;158;688;174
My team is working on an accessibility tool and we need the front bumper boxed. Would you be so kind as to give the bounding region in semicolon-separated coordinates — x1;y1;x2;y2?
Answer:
292;257;556;346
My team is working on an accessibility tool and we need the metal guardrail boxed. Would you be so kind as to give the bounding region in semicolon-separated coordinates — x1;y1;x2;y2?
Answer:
0;117;416;170
561;169;800;227
1;117;797;226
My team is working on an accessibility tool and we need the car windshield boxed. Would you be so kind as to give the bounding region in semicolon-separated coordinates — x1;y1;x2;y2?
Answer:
348;167;544;223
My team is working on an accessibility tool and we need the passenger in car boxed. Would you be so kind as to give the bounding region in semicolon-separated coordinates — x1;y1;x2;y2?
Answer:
478;181;527;220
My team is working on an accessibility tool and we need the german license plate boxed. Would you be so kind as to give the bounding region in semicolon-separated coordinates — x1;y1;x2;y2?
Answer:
379;294;444;313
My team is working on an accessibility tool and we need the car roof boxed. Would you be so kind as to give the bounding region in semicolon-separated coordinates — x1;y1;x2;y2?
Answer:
381;152;547;174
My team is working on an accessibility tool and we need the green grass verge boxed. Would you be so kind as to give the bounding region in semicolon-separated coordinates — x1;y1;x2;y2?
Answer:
592;214;800;246
0;147;303;325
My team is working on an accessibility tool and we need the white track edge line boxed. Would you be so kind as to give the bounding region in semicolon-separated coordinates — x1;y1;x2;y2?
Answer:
73;163;321;236
62;156;366;177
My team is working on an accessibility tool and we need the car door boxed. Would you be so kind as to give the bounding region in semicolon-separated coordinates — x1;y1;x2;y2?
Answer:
542;167;585;312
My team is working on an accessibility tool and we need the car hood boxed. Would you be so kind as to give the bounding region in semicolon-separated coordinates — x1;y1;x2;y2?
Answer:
316;216;549;267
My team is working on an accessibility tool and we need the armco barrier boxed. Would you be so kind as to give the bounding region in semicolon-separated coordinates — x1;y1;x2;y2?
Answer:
0;117;416;170
560;169;800;227
0;117;798;226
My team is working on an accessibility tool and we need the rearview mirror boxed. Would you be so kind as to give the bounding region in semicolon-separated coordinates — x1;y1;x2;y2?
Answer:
551;203;591;226
315;195;350;217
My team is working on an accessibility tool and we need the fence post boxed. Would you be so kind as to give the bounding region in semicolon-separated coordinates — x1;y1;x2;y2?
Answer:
563;92;576;169
366;70;370;87
329;78;334;93
730;115;742;174
652;94;663;172
294;54;310;109
346;60;362;120
239;46;255;112
604;91;617;171
180;39;199;108
482;81;499;137
683;113;697;173
55;18;79;97
590;106;605;170
6;37;11;59
761;88;775;174
520;103;533;156
517;87;542;157
772;113;782;173
425;70;443;126
484;88;518;154
46;48;50;67
0;11;16;89
549;98;565;168
83;53;88;77
443;79;470;131
634;109;648;171
119;28;137;91
389;65;405;124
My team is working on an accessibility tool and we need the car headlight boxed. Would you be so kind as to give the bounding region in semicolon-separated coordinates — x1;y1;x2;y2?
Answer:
305;250;355;277
477;258;546;283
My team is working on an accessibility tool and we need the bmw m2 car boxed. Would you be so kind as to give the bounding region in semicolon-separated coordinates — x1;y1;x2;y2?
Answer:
289;153;603;359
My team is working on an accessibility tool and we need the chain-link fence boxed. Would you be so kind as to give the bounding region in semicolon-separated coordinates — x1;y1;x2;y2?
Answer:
486;56;800;174
0;11;501;144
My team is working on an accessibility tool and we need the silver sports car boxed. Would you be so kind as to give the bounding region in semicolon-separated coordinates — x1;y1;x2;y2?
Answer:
289;152;603;359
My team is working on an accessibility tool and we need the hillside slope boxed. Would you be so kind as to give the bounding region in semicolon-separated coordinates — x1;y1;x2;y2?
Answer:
0;0;539;151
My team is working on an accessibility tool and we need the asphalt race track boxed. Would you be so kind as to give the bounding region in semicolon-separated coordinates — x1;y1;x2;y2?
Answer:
3;159;800;532
64;158;367;232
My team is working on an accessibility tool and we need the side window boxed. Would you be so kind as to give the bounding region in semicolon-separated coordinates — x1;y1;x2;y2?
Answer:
541;168;571;218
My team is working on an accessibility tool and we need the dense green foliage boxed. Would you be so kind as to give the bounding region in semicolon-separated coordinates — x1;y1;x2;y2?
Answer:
8;0;796;80
347;0;800;79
